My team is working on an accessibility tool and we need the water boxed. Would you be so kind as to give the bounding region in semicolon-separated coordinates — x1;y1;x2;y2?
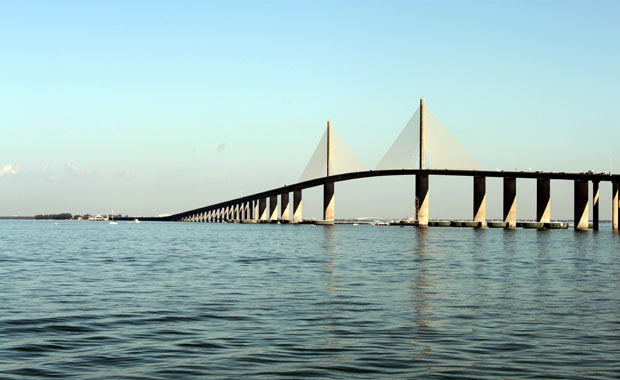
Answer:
1;220;619;379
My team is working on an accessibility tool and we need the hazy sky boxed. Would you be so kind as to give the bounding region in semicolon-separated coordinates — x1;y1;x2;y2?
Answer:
2;0;619;219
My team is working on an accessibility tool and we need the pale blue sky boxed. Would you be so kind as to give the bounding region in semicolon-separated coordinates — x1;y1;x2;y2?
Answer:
2;0;619;219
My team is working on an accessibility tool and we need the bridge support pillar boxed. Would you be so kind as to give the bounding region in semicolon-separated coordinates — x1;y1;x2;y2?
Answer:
574;180;589;231
245;201;250;220
258;198;267;221
613;182;619;231
593;181;599;231
269;195;278;221
323;182;334;222
293;190;302;223
473;176;486;228
252;200;258;220
415;174;429;227
281;192;290;221
536;178;551;224
503;177;517;229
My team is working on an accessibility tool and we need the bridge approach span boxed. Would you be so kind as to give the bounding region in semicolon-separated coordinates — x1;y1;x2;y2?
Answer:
169;169;620;232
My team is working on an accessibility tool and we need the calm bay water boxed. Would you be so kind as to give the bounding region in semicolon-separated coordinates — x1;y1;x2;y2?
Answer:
1;220;619;379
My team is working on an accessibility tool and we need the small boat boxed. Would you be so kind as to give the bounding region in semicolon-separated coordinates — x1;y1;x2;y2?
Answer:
133;219;140;224
110;211;118;225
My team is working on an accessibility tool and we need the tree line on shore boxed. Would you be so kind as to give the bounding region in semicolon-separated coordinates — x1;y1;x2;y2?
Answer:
33;213;126;220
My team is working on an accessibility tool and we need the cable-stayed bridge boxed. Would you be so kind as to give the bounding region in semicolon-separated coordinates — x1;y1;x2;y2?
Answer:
167;99;620;231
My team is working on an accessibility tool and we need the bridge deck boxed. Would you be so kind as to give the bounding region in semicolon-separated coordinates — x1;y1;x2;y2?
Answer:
169;169;619;220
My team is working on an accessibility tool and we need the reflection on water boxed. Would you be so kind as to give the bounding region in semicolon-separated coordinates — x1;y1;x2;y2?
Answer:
1;221;619;379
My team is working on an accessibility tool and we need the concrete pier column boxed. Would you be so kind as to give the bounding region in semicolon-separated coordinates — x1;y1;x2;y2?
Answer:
269;195;278;221
293;190;302;223
258;198;267;221
281;192;290;221
253;200;259;220
245;201;251;220
593;181;599;231
415;174;429;227
473;176;486;228
536;178;551;223
613;182;619;231
503;177;517;229
574;180;589;231
323;181;335;221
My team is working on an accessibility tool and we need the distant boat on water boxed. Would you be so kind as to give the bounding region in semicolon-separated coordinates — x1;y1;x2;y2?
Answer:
110;211;118;225
133;219;140;224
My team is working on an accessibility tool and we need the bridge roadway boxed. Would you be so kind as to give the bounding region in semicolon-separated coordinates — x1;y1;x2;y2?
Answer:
168;169;620;231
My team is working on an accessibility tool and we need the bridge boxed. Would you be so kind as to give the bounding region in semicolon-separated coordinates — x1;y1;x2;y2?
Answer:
166;99;620;231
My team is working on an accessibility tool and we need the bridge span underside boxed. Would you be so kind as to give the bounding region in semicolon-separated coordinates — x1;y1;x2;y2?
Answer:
169;169;620;231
